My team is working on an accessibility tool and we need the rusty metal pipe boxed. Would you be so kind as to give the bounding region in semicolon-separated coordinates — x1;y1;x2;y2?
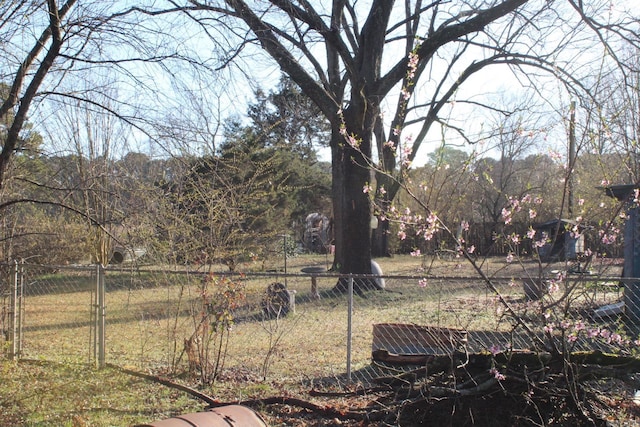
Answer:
134;405;268;427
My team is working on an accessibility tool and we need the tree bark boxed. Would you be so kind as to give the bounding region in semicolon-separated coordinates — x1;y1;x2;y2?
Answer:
331;101;381;291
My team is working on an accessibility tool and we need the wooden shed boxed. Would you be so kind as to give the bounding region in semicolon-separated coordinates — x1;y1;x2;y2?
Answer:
533;219;586;262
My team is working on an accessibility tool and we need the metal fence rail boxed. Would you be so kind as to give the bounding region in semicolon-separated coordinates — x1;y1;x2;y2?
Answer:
1;259;635;387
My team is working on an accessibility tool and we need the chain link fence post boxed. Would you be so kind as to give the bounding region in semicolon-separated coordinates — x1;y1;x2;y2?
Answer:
346;275;353;383
92;264;97;366
8;260;18;360
92;264;106;368
7;259;24;360
18;260;24;359
97;264;106;368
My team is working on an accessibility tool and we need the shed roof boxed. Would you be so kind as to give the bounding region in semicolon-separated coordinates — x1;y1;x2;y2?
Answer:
600;184;637;201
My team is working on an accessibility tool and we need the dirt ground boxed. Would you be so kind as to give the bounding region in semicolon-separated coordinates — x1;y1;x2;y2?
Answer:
250;376;640;426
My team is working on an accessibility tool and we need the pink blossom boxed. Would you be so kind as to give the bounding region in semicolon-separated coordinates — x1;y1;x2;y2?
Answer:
347;134;359;147
611;333;623;345
501;208;512;224
489;368;505;381
408;50;419;68
406;50;420;81
549;150;562;161
418;278;428;288
587;328;600;338
422;230;435;241
510;198;522;212
601;233;617;245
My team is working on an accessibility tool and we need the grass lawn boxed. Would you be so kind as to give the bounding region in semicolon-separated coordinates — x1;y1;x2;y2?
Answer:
0;359;203;426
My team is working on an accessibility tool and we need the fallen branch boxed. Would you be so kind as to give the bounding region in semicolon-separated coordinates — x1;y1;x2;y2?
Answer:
222;396;384;421
309;386;392;397
108;363;388;422
106;363;219;406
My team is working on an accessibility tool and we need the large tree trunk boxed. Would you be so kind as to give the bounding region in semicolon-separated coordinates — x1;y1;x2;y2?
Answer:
330;130;372;281
330;102;382;292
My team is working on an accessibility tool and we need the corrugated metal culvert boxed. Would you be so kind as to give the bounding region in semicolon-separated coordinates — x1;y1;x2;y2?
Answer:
134;405;268;427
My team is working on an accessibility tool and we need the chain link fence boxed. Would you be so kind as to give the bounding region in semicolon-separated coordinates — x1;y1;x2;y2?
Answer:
1;257;635;387
0;263;102;365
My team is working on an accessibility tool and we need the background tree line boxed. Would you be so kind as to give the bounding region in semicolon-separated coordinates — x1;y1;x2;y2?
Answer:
0;78;332;266
1;71;633;265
